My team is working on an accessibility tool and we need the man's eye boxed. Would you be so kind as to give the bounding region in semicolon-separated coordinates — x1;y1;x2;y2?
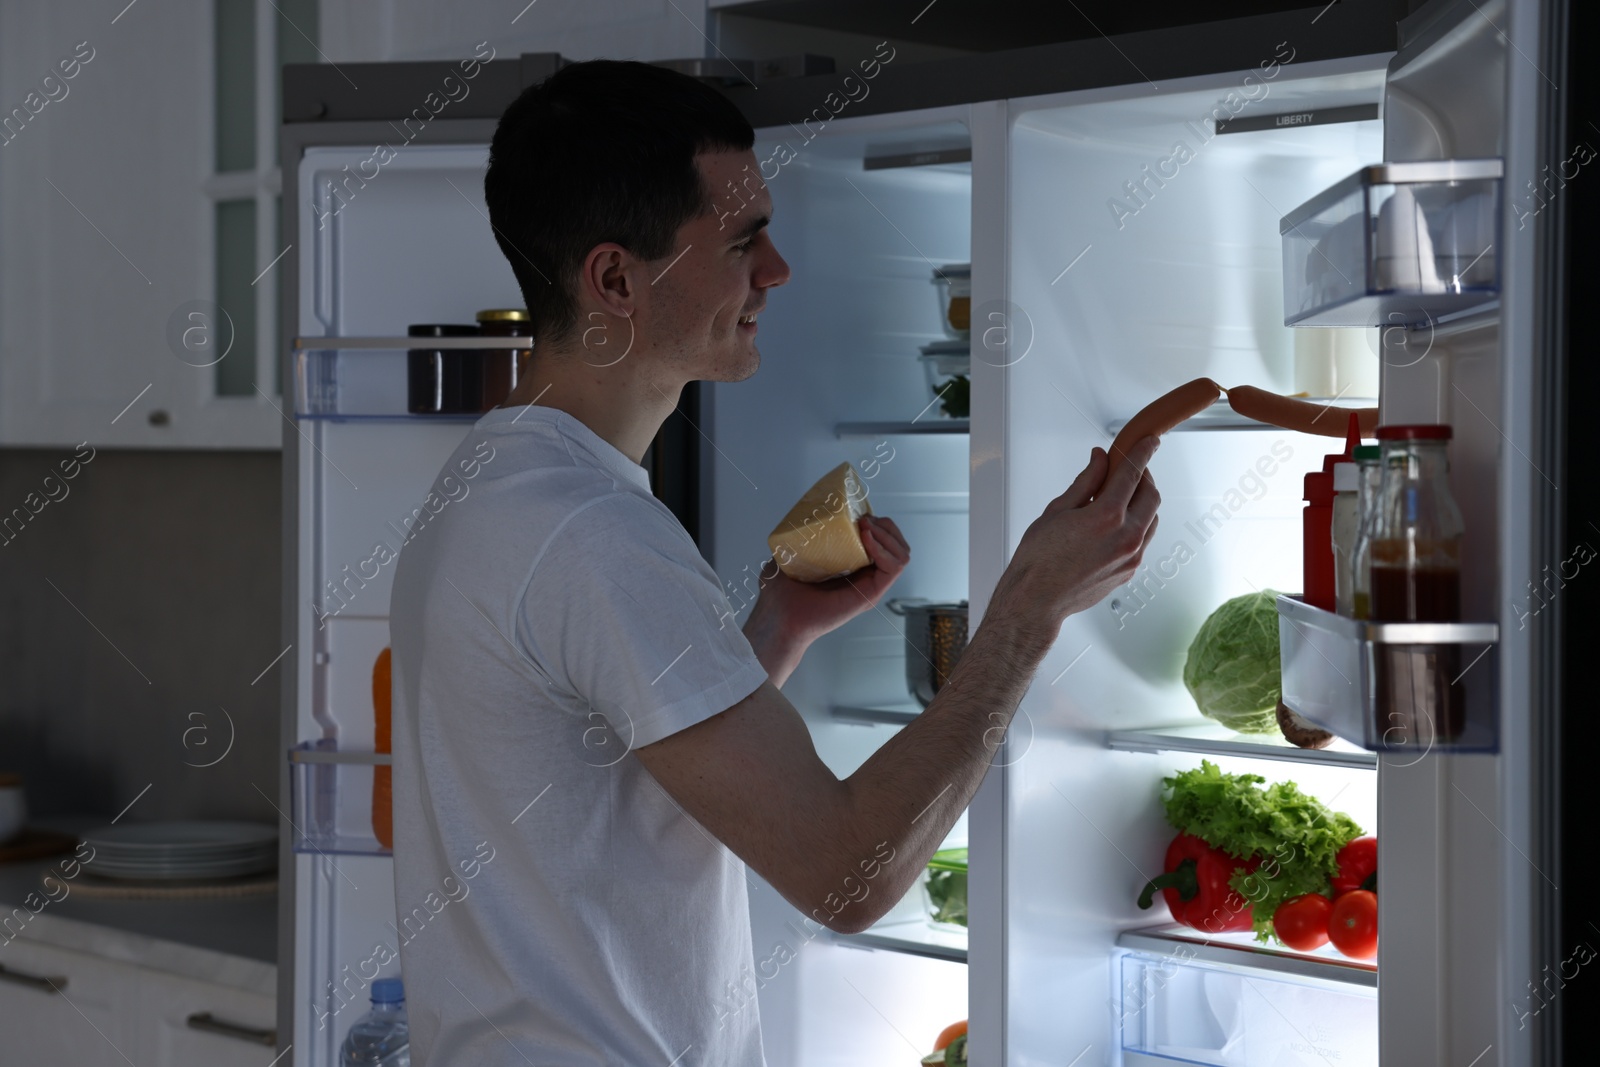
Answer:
734;240;754;253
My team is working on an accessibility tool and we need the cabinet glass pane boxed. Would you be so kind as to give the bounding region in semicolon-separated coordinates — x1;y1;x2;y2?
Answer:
214;0;255;172
215;199;258;396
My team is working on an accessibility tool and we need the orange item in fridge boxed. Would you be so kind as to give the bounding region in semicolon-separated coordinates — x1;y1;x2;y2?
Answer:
372;647;393;850
933;1021;967;1051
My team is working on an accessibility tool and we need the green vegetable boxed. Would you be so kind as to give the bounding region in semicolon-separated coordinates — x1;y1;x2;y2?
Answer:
935;375;970;418
1183;590;1283;734
925;848;968;927
920;1034;968;1066
1162;761;1363;943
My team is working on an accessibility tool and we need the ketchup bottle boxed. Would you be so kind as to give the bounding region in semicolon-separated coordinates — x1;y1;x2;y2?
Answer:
1302;413;1362;612
1302;471;1336;611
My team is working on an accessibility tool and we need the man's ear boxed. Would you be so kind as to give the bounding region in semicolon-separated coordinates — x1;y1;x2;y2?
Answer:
581;243;640;320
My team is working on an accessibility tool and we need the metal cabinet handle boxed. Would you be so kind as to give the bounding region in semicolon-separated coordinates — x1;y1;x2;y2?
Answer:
185;1012;277;1046
0;962;66;992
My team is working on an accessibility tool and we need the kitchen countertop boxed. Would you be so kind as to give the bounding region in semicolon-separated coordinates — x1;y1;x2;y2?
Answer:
0;851;277;998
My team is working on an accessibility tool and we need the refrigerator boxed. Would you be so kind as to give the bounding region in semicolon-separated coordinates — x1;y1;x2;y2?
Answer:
276;0;1567;1063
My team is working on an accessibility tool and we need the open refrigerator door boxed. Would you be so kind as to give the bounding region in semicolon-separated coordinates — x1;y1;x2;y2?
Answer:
279;139;533;1067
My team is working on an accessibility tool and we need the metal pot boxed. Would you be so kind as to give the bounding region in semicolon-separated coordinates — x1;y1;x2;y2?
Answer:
888;599;969;708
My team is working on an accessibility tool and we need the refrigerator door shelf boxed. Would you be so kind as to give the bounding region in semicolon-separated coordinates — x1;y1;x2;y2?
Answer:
1119;941;1376;1067
1276;594;1499;753
1279;158;1503;328
289;742;393;857
294;345;527;419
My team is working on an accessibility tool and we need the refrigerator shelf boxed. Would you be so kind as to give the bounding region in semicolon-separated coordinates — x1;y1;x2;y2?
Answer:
288;742;393;857
834;917;967;963
834;420;969;437
1277;594;1499;753
1106;723;1376;769
293;336;530;350
1280;158;1503;328
831;703;922;726
1117;925;1375;988
293;345;528;418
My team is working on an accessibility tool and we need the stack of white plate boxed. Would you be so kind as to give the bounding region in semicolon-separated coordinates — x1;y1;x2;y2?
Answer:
80;821;277;881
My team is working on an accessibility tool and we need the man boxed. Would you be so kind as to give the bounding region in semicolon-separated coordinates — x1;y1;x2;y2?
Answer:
389;59;1160;1066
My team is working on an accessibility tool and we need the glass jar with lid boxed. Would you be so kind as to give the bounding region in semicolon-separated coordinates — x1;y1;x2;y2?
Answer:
1369;424;1465;742
476;308;532;410
407;323;480;414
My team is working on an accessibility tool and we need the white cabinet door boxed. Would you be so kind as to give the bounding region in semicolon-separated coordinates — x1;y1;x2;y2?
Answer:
0;939;141;1067
0;2;279;449
136;969;279;1067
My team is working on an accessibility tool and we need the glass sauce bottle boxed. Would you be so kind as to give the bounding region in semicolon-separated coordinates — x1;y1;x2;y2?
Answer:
1369;425;1464;743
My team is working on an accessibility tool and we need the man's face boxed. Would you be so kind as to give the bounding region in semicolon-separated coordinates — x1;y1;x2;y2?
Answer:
639;150;789;383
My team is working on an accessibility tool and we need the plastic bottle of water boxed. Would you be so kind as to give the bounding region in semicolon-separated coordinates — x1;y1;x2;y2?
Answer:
339;978;410;1067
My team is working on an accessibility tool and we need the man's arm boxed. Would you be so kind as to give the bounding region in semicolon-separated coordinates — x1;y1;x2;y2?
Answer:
635;439;1161;934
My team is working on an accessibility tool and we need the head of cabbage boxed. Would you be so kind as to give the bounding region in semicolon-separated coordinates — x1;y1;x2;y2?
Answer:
1183;590;1282;735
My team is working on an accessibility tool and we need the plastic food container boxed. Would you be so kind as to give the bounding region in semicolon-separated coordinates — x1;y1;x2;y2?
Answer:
932;264;971;340
1279;159;1501;327
919;340;970;418
922;847;968;930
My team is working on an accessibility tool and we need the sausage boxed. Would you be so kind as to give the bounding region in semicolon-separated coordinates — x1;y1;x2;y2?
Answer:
1226;385;1379;438
1108;378;1223;474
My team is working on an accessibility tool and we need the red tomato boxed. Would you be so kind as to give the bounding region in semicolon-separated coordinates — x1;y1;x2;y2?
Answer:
1328;890;1378;959
1272;894;1333;952
1330;836;1377;896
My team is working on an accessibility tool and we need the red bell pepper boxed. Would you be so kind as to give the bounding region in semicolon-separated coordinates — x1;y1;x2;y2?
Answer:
1330;836;1377;896
1137;833;1259;934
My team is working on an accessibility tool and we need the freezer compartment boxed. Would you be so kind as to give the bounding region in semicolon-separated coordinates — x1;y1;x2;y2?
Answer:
1119;948;1376;1066
1276;594;1498;753
289;742;393;856
1280;159;1502;327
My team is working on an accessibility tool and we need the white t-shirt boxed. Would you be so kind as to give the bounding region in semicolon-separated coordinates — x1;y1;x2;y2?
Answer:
389;404;769;1067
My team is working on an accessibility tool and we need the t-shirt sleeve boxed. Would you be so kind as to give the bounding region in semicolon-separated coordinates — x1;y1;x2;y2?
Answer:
516;492;769;749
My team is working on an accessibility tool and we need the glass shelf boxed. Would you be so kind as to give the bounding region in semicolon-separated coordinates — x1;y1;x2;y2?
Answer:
288;742;392;857
1107;723;1376;769
1118;924;1375;987
834;420;968;437
835;917;967;963
831;703;922;725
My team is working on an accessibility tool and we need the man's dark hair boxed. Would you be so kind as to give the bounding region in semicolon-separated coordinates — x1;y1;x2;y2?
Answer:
484;60;756;344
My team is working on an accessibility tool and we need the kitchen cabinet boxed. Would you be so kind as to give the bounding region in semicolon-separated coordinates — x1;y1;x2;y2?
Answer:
0;939;136;1067
0;936;276;1065
0;1;279;448
139;969;278;1066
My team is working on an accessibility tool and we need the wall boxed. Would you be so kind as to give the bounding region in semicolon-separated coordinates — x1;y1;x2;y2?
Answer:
0;448;281;824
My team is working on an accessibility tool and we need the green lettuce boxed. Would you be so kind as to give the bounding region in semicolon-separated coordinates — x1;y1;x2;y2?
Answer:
1162;761;1363;943
1183;590;1283;734
925;848;968;927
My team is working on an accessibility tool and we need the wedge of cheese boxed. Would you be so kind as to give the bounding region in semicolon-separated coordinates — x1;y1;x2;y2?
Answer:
768;462;873;582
